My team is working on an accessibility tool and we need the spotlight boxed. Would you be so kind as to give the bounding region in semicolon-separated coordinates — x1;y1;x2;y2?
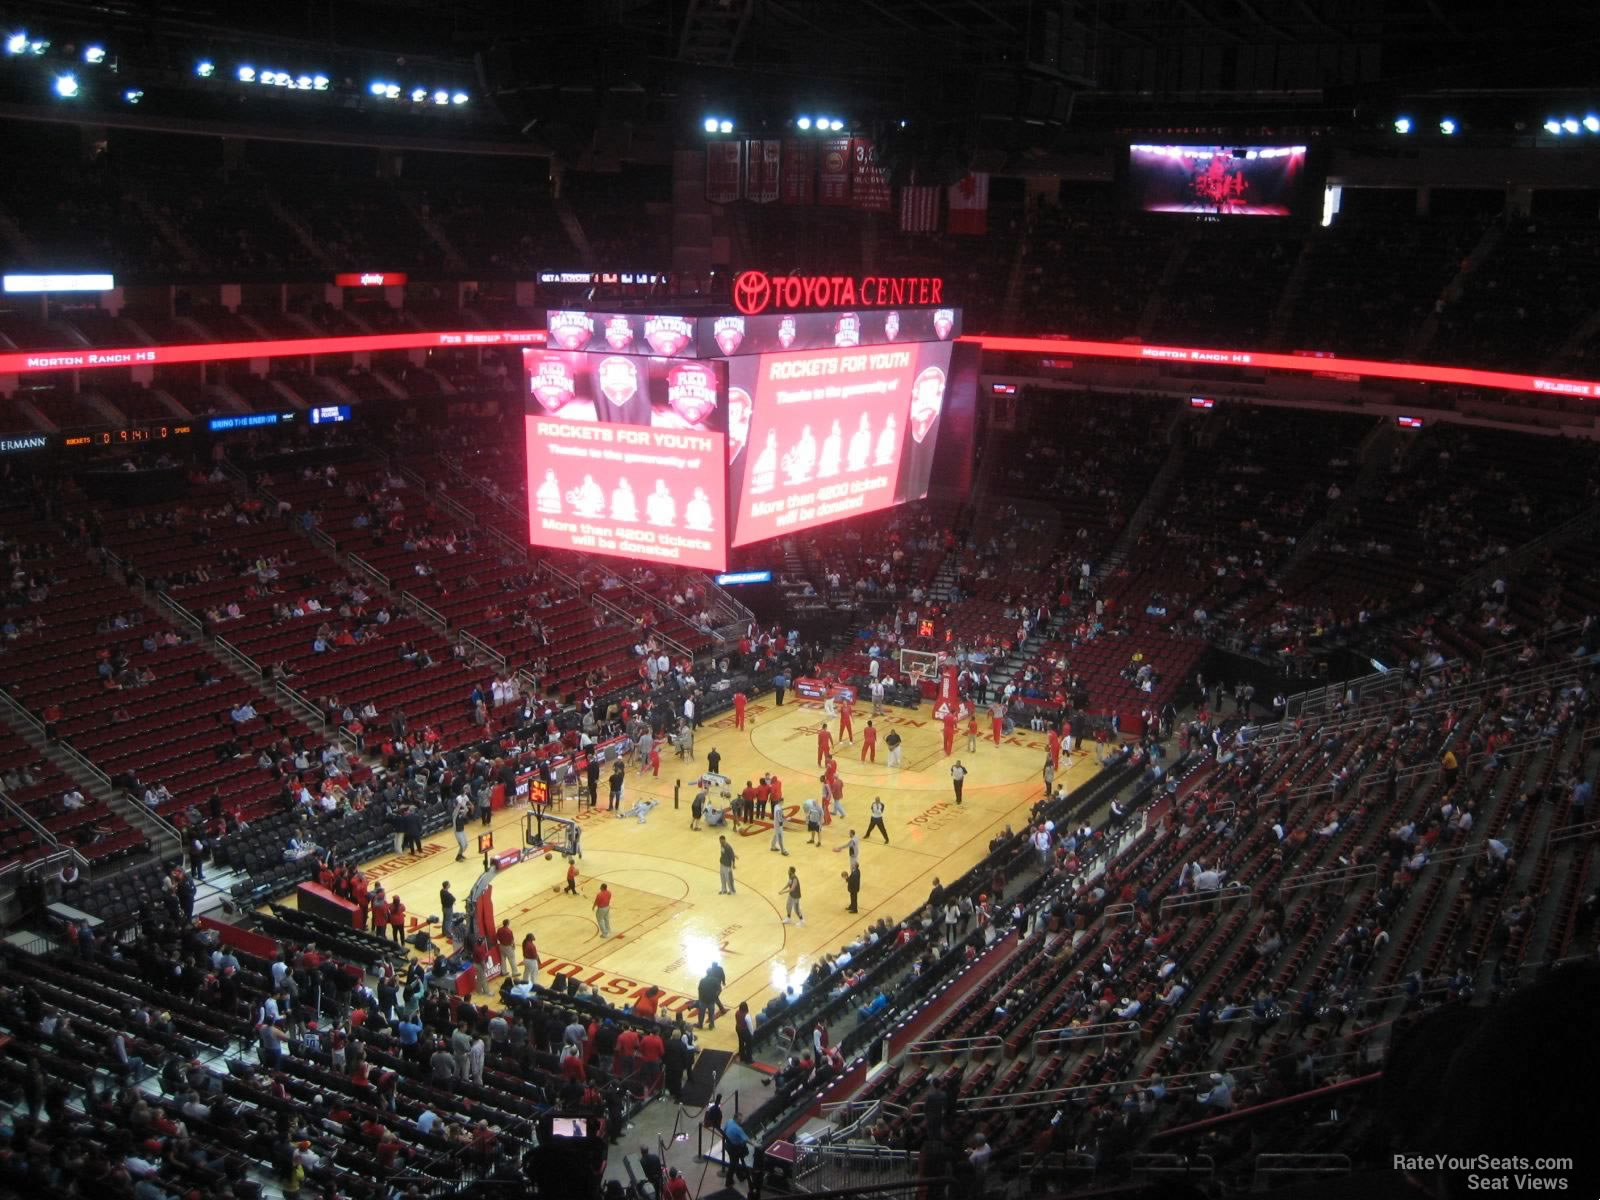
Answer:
410;87;427;102
196;60;215;77
451;92;468;105
123;88;143;104
84;45;105;65
54;73;79;99
369;80;386;96
296;76;313;90
433;90;449;105
237;65;255;82
1392;116;1412;134
719;119;733;133
703;117;719;133
1438;117;1457;135
383;84;399;99
796;117;811;130
1564;118;1580;134
1586;116;1600;133
4;32;26;55
829;119;843;131
312;75;329;91
1545;119;1562;135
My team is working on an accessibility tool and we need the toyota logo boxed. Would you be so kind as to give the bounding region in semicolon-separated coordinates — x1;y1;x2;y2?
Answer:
733;270;771;316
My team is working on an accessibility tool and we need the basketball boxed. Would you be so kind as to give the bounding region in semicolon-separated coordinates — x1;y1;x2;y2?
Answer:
545;851;553;860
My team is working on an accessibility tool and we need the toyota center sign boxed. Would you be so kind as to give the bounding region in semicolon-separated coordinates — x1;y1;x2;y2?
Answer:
732;270;945;316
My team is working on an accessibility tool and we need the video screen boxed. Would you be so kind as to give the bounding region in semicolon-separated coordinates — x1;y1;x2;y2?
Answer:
697;308;960;358
725;341;953;546
523;348;728;570
549;1117;588;1138
1129;145;1306;216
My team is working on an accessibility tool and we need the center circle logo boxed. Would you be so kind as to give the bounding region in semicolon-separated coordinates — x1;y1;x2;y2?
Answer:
732;270;772;316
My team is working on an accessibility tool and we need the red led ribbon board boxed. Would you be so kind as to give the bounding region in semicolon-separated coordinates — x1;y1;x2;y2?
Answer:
966;335;1600;400
0;330;545;375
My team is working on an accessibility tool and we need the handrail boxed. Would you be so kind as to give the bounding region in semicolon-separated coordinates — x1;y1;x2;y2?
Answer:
953;1067;1225;1115
485;523;532;564
403;591;447;629
347;552;390;591
0;786;62;851
1159;883;1251;917
1151;1072;1382;1141
903;1034;1003;1057
1255;1154;1354;1183
276;681;329;733
1547;818;1600;849
0;846;89;892
157;590;202;633
592;585;693;660
213;635;260;675
1278;862;1378;894
459;630;507;669
1031;1020;1145;1049
1130;1152;1215;1177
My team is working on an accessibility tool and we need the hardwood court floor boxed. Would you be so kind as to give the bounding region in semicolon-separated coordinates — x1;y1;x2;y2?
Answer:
310;698;1098;1052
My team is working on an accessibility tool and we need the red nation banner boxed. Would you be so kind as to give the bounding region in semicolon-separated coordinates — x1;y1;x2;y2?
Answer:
781;139;814;205
850;138;892;212
706;140;743;204
817;136;852;206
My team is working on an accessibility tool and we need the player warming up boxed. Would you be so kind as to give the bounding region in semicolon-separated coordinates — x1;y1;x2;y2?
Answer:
860;720;878;762
816;722;833;767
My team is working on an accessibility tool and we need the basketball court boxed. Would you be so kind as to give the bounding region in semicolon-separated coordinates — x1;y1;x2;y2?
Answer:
297;695;1099;1052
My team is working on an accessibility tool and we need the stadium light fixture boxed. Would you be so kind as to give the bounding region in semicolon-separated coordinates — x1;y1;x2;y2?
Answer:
1586;115;1600;133
796;116;811;130
196;60;215;77
123;88;142;104
237;65;255;82
1392;116;1412;134
4;32;25;55
433;89;449;105
829;118;844;131
719;119;733;133
1544;118;1562;134
53;73;79;98
84;45;105;65
1563;118;1581;134
312;74;329;91
451;92;468;105
296;75;313;90
383;84;399;99
703;116;719;133
410;87;427;102
1438;117;1457;135
368;80;386;96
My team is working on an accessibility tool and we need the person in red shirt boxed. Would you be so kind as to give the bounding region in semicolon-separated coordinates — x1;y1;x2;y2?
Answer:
369;894;389;937
754;775;771;819
638;1030;665;1066
473;937;491;993
648;741;661;777
664;1167;691;1200
387;896;406;944
967;708;980;752
634;987;661;1020
942;707;957;756
859;720;877;762
733;690;747;730
991;699;1006;746
1063;719;1075;755
740;781;758;823
769;773;784;815
496;920;517;978
816;722;833;766
837;697;854;744
1047;727;1061;771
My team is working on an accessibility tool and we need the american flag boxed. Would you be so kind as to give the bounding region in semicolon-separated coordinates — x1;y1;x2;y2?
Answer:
899;184;940;233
